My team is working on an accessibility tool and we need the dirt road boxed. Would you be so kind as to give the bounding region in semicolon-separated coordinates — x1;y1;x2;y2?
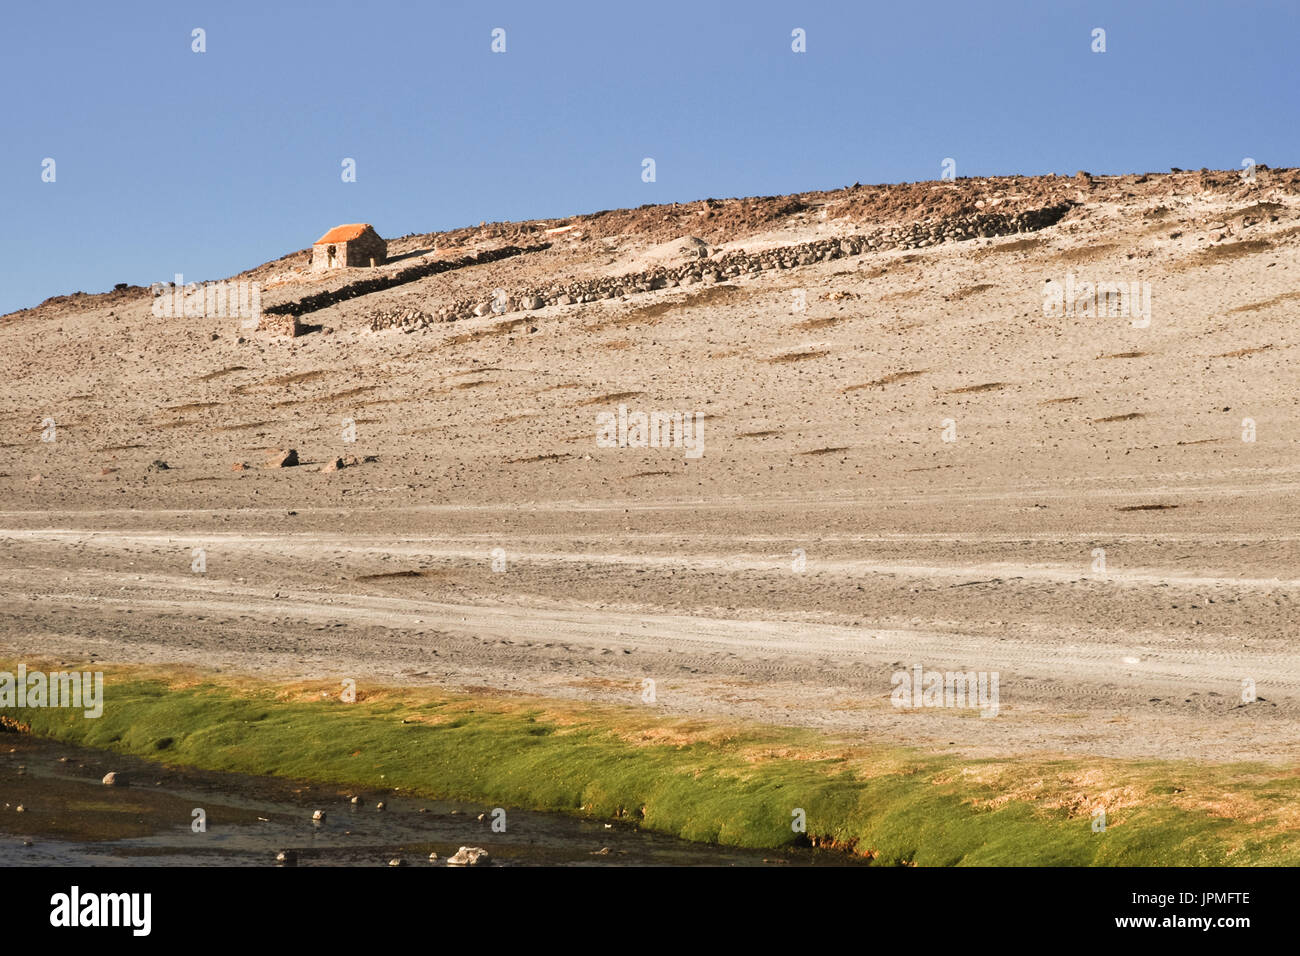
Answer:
2;479;1295;763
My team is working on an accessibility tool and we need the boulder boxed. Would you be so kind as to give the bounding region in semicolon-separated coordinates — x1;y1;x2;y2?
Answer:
675;236;710;258
447;846;490;866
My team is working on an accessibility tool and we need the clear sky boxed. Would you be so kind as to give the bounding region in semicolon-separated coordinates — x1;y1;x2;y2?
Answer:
2;0;1295;315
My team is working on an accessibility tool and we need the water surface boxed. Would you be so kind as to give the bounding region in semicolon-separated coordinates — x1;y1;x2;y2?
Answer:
0;735;861;867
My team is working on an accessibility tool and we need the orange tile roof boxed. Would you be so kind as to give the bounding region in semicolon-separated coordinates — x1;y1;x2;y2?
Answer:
314;223;375;245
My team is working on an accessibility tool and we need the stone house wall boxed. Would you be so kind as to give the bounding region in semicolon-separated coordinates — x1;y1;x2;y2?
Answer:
342;232;388;267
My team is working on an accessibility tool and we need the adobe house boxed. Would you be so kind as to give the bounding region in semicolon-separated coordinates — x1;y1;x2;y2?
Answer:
311;223;387;271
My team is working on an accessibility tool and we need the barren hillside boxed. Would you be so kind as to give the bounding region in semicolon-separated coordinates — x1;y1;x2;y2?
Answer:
2;168;1298;764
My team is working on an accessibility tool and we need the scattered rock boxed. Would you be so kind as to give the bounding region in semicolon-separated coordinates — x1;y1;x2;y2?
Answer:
388;857;405;867
275;850;297;866
312;809;326;822
446;846;490;866
266;449;299;468
148;460;169;471
102;771;128;787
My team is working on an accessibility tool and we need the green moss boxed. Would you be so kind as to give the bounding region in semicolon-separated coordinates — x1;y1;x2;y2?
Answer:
4;663;1297;865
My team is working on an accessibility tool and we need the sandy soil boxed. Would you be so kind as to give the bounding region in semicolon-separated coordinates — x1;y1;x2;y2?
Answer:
2;170;1297;763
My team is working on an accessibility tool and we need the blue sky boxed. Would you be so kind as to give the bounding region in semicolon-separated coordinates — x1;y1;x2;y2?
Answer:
2;0;1295;315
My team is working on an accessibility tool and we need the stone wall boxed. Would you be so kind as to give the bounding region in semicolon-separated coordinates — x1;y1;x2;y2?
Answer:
367;202;1073;333
264;242;551;321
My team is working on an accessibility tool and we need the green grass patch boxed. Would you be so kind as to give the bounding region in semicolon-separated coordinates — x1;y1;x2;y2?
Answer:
3;661;1298;864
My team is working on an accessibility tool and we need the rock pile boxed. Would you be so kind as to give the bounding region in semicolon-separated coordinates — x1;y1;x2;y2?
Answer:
265;449;299;468
254;313;304;337
366;305;436;333
366;203;1072;331
320;454;360;473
